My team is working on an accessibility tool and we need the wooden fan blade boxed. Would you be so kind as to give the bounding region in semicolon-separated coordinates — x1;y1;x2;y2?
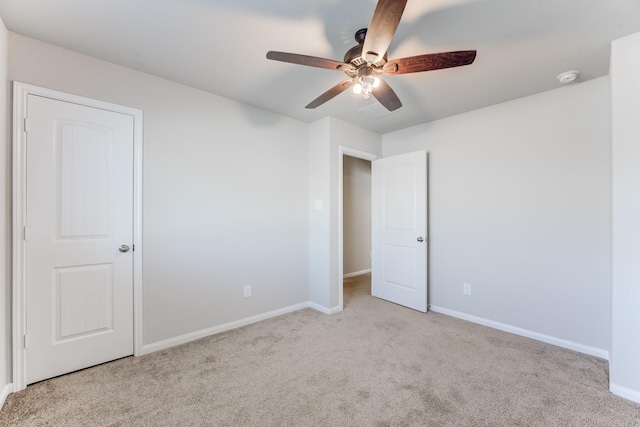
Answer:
373;79;402;111
362;0;408;64
267;51;354;72
383;50;477;75
306;79;354;109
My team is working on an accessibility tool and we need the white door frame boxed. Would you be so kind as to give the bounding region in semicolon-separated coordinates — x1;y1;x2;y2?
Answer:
11;82;144;392
338;146;380;311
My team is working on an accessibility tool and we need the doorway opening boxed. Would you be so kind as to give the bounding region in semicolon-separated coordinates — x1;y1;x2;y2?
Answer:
342;156;371;306
338;147;380;311
338;148;429;313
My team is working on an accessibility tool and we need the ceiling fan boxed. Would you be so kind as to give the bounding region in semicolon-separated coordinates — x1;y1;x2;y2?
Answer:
266;0;476;112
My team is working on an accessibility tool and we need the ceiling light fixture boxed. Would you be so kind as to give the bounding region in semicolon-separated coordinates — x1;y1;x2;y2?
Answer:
557;70;579;84
353;66;381;99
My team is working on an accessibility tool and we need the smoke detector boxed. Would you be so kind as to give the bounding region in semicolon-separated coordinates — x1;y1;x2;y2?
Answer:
557;70;579;84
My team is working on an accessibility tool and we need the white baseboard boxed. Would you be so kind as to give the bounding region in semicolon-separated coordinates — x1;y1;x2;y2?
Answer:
429;305;609;360
343;269;371;279
0;383;13;410
308;301;342;315
610;383;640;403
140;302;309;355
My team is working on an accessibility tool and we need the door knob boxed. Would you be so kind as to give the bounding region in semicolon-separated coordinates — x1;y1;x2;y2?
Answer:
417;237;424;242
119;244;130;253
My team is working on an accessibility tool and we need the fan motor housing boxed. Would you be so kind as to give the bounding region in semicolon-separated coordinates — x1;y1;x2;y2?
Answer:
344;28;387;71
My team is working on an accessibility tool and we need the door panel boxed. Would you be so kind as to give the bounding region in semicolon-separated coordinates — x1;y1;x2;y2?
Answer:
58;123;111;238
26;94;134;384
372;151;427;312
383;245;416;290
55;264;113;341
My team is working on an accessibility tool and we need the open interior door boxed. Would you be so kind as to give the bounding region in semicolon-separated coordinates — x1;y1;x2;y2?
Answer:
372;150;427;312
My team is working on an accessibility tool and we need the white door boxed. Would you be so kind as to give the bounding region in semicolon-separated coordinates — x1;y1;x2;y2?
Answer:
372;150;427;312
25;94;135;384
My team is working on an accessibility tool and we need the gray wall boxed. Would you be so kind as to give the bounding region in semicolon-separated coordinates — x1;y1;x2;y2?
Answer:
308;117;381;312
343;156;371;276
3;26;635;404
382;77;611;353
0;17;8;399
610;31;640;401
7;33;309;346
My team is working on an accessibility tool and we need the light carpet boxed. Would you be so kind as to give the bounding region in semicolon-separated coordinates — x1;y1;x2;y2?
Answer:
1;274;639;426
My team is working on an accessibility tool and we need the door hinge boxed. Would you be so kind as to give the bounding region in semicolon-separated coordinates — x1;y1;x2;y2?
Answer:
23;117;28;133
23;334;28;349
23;226;27;241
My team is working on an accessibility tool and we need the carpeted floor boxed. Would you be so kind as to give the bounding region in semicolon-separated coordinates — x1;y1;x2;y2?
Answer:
1;274;639;426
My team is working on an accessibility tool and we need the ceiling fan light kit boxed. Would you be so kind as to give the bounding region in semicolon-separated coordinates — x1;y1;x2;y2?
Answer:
353;67;381;99
266;0;477;112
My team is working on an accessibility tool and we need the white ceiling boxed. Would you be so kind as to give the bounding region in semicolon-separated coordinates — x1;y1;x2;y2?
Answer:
1;0;639;134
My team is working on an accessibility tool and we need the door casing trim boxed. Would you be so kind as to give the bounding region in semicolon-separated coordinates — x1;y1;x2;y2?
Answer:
11;82;144;392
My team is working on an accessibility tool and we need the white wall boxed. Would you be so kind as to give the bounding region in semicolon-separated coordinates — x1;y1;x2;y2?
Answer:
343;156;371;276
610;32;640;403
0;17;9;404
308;117;380;312
383;77;611;354
7;33;310;346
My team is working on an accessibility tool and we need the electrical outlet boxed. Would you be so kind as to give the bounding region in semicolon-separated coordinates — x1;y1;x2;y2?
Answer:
244;285;252;298
463;283;472;296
